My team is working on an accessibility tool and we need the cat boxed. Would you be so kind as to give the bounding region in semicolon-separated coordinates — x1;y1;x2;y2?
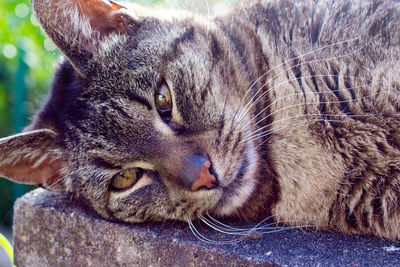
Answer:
1;0;400;240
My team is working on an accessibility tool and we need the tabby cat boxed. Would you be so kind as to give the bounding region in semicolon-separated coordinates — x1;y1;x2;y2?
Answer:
1;0;400;240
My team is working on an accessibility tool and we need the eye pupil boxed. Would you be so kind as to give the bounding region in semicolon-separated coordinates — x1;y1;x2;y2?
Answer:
111;168;142;190
157;85;172;111
155;82;172;121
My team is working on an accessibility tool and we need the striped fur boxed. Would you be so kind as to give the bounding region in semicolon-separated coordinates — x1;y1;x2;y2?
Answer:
0;0;400;239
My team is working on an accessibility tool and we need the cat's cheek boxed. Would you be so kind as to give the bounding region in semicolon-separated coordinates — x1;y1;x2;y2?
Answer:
211;135;260;217
212;173;257;217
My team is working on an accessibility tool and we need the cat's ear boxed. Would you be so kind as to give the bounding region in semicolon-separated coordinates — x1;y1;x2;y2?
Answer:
0;129;65;191
31;0;135;76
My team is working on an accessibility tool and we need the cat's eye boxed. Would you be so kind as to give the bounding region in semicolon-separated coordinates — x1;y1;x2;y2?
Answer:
111;168;143;190
155;81;172;121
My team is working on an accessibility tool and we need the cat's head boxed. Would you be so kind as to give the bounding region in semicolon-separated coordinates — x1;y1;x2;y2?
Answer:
0;0;262;222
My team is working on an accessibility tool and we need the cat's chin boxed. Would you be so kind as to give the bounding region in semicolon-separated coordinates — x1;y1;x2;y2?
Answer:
210;137;260;218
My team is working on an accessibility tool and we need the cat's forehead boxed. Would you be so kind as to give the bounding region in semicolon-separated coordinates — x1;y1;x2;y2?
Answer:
88;18;216;97
102;16;213;71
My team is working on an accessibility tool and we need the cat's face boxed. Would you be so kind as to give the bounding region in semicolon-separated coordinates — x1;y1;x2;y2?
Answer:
0;0;260;223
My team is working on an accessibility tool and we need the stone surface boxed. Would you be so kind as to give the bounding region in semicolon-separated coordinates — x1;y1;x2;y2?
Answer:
13;189;400;266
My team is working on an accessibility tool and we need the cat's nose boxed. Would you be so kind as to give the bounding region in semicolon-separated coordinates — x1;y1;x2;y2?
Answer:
180;155;218;191
191;160;218;191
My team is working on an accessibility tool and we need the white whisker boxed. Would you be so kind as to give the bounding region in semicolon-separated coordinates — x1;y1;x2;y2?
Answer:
239;76;390;132
233;37;360;122
187;218;245;244
234;39;372;128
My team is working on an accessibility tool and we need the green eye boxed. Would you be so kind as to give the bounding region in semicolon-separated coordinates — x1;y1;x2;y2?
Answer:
155;81;172;121
111;168;142;190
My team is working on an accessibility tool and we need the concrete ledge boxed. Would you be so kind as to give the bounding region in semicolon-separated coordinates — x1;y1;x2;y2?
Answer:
13;189;400;266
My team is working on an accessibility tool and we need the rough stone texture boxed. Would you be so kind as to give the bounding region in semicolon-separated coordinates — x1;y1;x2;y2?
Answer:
13;189;400;266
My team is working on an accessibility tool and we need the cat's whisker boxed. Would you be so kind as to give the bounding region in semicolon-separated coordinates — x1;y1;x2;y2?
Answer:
249;112;391;148
200;217;250;235
240;91;395;144
235;51;370;125
206;213;275;231
254;101;390;140
205;214;280;232
238;76;391;131
200;218;299;236
233;44;358;130
206;213;278;230
246;101;361;137
233;37;361;123
243;111;350;144
234;39;373;128
202;215;274;234
205;0;210;36
248;117;345;144
187;218;245;244
244;117;348;145
200;214;312;238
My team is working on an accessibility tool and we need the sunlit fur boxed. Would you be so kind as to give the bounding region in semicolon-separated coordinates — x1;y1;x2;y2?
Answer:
0;0;400;240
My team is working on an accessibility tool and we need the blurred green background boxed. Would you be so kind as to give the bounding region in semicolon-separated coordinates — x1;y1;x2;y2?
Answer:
0;0;238;234
0;0;59;229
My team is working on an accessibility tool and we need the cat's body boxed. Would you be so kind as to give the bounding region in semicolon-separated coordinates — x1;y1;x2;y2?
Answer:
1;0;400;240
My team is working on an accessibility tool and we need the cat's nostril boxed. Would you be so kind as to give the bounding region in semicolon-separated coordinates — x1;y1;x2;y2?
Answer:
191;160;218;191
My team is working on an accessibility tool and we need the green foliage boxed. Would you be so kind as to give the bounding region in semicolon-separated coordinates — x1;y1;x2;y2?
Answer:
0;0;59;138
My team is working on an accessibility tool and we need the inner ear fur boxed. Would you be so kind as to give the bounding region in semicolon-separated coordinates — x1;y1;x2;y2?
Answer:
69;0;130;34
0;129;65;190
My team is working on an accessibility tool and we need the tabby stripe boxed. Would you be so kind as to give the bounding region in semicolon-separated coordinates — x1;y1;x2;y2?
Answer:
345;204;358;230
209;33;223;64
323;65;355;117
161;26;195;62
310;12;323;45
328;190;341;227
353;189;370;229
308;66;328;126
215;113;225;147
292;57;307;106
200;80;211;102
109;101;132;118
216;20;255;83
344;68;357;103
232;132;242;152
344;161;366;201
371;177;386;228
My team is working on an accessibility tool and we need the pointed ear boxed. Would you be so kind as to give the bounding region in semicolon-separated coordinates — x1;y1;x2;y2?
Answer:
31;0;135;76
0;129;66;191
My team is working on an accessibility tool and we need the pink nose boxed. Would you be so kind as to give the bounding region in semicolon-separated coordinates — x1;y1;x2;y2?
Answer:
191;160;217;191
